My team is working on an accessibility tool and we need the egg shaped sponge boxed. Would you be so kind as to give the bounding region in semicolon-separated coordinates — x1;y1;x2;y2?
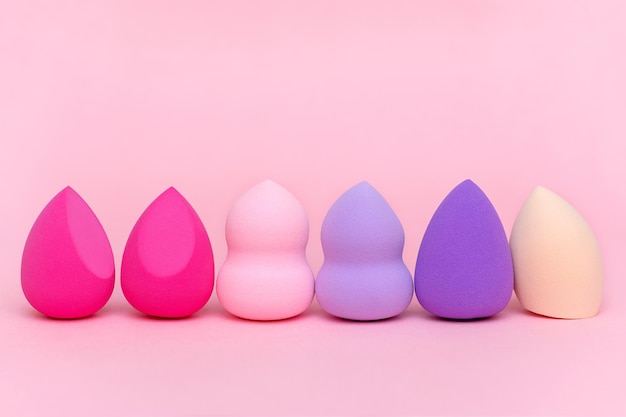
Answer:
121;187;214;318
510;186;603;319
414;180;513;319
21;187;115;319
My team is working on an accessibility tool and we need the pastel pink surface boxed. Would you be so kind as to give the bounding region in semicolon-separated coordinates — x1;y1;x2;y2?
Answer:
121;187;214;318
2;1;626;416
21;187;114;318
217;180;314;320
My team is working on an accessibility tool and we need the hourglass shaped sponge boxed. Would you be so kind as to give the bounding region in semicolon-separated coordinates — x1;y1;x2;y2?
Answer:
121;187;214;318
510;186;603;319
217;180;315;321
21;187;115;319
315;182;414;321
414;180;513;319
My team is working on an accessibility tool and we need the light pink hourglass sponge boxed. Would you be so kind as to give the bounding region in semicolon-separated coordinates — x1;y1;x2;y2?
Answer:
121;187;214;318
21;187;115;318
510;186;603;319
217;180;315;321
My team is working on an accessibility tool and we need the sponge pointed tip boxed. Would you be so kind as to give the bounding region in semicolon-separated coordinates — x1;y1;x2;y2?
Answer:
530;185;550;196
259;179;278;186
354;180;373;188
455;179;480;192
161;186;182;196
255;179;289;193
59;186;79;199
61;185;76;192
345;181;383;200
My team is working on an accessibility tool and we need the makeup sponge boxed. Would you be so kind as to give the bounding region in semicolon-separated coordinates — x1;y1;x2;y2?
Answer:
121;187;214;318
21;187;115;318
510;186;603;319
414;180;513;319
315;182;413;321
217;180;314;321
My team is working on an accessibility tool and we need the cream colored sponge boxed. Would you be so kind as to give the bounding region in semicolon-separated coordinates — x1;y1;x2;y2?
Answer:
510;186;603;319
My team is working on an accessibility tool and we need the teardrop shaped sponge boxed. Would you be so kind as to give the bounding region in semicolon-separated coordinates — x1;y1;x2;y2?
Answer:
21;187;115;318
510;186;603;319
315;181;414;321
121;187;214;318
414;180;513;319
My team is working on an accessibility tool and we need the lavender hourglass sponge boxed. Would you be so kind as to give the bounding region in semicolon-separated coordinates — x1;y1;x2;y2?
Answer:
315;182;414;321
414;180;513;319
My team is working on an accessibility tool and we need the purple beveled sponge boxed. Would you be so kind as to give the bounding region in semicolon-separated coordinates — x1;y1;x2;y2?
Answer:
315;182;414;321
414;179;513;319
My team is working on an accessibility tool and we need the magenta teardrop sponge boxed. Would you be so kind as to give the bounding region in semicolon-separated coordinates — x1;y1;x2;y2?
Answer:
121;187;214;318
21;187;115;318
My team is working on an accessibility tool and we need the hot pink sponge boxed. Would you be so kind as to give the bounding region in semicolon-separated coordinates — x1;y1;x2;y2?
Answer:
217;180;315;321
121;187;214;318
21;187;115;319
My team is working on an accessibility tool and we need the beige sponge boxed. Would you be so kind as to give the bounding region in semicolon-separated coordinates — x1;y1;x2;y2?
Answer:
510;186;603;319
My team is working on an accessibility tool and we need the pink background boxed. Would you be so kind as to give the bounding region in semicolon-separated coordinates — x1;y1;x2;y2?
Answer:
1;1;625;415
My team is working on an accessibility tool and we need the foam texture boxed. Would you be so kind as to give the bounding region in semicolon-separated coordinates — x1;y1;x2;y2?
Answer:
414;180;513;319
21;187;115;318
217;180;314;321
121;187;214;318
510;186;603;319
315;181;413;321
